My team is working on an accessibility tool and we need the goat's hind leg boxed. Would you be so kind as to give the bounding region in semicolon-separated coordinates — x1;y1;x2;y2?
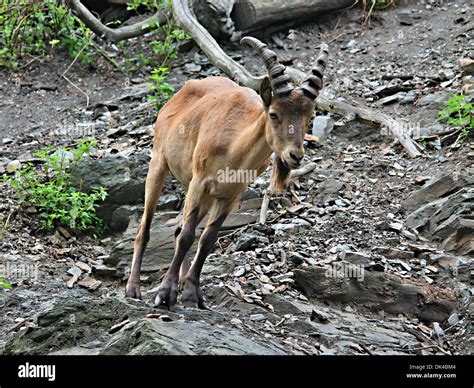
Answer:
155;182;210;309
125;153;169;299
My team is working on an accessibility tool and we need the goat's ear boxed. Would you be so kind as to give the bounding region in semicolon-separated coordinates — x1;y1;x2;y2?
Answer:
259;76;272;107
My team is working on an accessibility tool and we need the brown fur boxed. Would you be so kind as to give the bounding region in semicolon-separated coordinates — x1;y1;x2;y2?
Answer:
125;76;317;307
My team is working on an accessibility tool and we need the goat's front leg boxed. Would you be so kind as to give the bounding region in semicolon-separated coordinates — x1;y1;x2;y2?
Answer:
181;199;235;308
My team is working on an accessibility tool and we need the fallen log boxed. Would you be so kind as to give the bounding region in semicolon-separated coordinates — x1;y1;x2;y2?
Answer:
232;0;356;33
193;0;239;40
76;0;356;40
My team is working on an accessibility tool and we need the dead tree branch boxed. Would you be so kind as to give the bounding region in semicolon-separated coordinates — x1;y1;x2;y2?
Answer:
291;162;318;178
68;0;171;42
315;98;422;158
171;0;263;90
259;189;272;225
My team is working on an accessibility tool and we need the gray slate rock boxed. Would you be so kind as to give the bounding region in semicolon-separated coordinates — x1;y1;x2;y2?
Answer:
315;179;345;205
293;266;456;322
101;318;286;355
227;233;258;252
416;91;451;109
403;173;473;254
312;116;334;140
401;172;469;211
3;297;150;355
71;152;150;223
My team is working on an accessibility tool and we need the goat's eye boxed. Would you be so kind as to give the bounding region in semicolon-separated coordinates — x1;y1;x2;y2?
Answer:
269;112;278;120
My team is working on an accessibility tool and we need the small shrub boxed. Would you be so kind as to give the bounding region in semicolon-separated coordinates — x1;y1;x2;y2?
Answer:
147;26;190;110
126;0;170;12
148;67;174;110
150;27;191;64
0;277;12;291
125;1;190;111
0;0;94;68
3;138;107;233
438;94;473;140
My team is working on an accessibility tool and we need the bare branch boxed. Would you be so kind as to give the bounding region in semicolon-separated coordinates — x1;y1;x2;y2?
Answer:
291;162;317;178
171;0;263;90
68;0;171;42
282;67;422;158
62;37;92;107
259;189;272;225
315;97;422;158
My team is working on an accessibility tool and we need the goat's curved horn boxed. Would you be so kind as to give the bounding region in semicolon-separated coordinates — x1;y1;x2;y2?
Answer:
299;44;329;100
241;36;293;96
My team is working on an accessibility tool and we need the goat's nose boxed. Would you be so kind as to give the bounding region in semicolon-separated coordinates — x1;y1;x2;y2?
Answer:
289;151;304;164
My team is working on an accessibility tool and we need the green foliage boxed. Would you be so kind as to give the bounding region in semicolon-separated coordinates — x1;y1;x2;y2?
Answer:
148;23;190;110
121;0;190;109
126;0;170;12
124;0;190;110
0;277;12;291
439;94;473;140
135;53;150;68
148;67;174;110
3;138;107;233
0;0;94;68
145;20;190;111
1;0;188;111
150;27;191;64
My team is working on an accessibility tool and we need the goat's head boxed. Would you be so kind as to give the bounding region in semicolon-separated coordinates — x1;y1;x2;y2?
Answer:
241;37;328;169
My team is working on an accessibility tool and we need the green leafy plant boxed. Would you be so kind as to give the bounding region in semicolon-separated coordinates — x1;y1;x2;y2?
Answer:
0;277;12;291
0;0;94;68
439;94;473;140
126;0;170;12
126;0;190;109
148;67;174;110
3;138;107;232
151;27;191;64
116;0;191;109
147;25;190;110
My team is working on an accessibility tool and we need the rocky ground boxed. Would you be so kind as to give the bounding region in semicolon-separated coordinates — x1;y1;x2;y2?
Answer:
0;0;473;355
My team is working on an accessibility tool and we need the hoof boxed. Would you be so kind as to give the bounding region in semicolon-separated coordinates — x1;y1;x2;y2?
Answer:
181;279;206;309
125;282;142;299
154;279;179;310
